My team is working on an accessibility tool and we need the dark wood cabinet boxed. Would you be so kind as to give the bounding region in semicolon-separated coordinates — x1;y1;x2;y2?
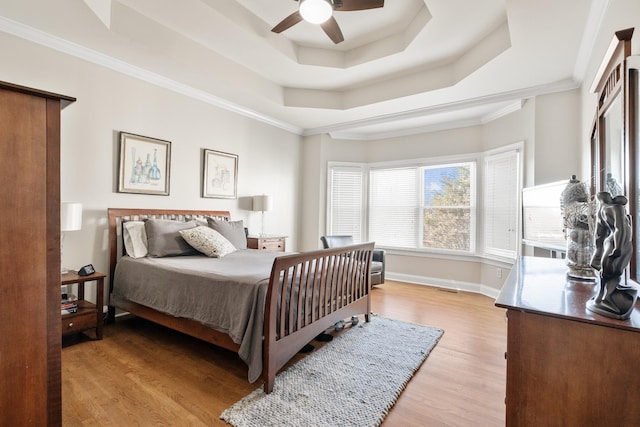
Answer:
0;81;75;426
496;256;640;426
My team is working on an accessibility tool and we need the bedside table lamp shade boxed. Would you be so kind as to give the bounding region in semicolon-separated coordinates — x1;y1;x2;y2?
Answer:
61;202;83;231
253;195;272;237
61;202;83;274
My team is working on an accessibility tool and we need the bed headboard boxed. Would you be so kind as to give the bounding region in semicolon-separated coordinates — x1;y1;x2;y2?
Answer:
107;208;231;295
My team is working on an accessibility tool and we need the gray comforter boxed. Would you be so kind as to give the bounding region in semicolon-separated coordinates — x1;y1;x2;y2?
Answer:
112;249;282;383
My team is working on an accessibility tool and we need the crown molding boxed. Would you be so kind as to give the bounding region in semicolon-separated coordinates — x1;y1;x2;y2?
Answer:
0;16;303;135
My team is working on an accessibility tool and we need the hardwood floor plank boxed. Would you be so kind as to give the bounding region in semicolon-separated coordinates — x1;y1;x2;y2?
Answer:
62;281;506;426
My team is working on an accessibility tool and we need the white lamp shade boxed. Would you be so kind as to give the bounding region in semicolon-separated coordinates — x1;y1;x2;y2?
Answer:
299;0;332;24
61;202;83;231
253;195;273;212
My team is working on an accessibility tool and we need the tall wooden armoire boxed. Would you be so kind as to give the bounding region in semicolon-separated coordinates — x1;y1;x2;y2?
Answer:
0;81;75;426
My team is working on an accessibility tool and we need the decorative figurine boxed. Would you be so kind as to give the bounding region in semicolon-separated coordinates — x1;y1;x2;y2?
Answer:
560;175;595;280
588;191;638;320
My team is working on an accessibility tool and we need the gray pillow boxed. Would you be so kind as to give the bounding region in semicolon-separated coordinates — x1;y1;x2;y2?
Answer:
207;218;247;249
145;219;198;257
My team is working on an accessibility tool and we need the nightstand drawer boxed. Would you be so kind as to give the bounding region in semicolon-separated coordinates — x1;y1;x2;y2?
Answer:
260;239;285;252
61;311;96;335
247;236;286;252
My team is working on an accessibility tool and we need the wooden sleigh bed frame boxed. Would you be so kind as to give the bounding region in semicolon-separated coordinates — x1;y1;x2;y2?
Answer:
107;208;373;393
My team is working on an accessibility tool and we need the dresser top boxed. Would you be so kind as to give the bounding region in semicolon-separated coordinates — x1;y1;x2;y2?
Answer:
496;256;640;332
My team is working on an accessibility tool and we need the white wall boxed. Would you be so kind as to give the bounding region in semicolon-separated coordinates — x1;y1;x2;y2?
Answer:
0;32;301;302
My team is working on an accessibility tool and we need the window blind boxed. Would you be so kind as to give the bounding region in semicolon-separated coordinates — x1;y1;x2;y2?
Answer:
327;165;364;242
369;167;419;248
484;149;520;258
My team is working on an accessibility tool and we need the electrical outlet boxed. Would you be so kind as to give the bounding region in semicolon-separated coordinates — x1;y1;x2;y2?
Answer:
496;268;502;279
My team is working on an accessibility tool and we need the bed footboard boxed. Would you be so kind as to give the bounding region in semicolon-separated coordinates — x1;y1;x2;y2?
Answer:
263;242;374;393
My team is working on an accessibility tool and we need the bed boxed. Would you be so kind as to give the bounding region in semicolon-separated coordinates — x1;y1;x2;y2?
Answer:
107;208;374;393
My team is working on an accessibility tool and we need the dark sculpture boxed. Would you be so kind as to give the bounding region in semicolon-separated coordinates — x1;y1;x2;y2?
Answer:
588;192;638;320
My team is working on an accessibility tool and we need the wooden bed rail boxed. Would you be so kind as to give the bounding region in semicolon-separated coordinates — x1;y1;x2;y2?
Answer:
263;242;374;393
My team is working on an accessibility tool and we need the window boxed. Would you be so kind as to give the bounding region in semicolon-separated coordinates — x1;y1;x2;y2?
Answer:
483;147;521;258
368;161;476;253
326;164;365;242
422;163;476;252
369;167;419;248
326;143;521;260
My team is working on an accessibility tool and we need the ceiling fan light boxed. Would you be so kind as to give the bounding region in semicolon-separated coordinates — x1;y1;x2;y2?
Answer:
299;0;332;24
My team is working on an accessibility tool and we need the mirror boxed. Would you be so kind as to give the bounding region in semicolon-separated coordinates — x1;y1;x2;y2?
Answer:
603;93;624;195
591;28;635;279
591;28;633;194
628;55;640;281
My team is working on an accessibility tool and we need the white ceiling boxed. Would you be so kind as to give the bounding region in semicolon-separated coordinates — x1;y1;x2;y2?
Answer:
0;0;605;139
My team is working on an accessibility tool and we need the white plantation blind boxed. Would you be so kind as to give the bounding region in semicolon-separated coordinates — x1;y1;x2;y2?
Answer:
484;149;520;258
369;167;419;248
327;164;364;242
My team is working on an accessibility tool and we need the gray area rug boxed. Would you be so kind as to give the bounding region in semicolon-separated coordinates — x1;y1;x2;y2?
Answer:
220;316;444;427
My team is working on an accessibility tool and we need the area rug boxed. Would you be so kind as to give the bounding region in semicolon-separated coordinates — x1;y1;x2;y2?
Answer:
220;316;444;427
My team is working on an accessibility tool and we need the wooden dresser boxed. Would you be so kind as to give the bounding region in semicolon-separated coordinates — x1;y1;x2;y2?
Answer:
0;81;75;426
496;256;640;426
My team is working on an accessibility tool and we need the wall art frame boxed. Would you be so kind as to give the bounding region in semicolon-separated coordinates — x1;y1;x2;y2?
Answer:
202;149;238;199
118;132;171;196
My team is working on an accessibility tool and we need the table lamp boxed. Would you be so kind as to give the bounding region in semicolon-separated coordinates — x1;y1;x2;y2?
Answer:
61;202;83;274
252;195;272;237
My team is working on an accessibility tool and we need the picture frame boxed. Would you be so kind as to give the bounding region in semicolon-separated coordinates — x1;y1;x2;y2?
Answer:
202;149;238;199
118;132;171;196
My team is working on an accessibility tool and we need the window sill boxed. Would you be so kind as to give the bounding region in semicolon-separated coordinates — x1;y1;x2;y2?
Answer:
380;247;515;266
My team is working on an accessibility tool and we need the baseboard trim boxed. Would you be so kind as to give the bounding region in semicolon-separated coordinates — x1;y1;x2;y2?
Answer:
385;272;500;300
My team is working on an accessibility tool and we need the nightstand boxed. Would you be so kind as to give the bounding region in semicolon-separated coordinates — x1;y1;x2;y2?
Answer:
61;270;106;340
247;235;286;252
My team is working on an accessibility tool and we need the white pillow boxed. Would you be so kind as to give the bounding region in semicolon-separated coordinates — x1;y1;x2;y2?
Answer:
123;221;148;258
179;226;236;258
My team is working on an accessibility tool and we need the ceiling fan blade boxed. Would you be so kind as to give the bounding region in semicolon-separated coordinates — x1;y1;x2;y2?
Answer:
320;16;344;44
336;0;384;12
271;11;303;33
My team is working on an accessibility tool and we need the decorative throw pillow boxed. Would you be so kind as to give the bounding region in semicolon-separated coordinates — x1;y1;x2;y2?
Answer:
207;218;247;249
145;219;198;257
179;226;236;257
122;220;148;258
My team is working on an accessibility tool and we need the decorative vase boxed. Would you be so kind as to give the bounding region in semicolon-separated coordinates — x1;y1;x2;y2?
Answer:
560;175;595;280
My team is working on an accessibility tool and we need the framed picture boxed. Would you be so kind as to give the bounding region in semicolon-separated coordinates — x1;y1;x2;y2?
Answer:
203;149;238;199
118;132;171;196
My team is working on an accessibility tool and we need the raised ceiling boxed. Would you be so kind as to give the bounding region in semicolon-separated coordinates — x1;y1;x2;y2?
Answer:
0;0;604;139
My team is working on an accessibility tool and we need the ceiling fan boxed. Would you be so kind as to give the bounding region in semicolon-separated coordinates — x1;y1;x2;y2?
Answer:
271;0;385;44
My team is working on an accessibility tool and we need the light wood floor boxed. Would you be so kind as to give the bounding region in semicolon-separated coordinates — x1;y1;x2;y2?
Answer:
62;281;507;426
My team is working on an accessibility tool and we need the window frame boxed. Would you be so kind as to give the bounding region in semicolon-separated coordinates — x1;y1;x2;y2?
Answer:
326;162;367;242
419;161;477;254
481;142;523;261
